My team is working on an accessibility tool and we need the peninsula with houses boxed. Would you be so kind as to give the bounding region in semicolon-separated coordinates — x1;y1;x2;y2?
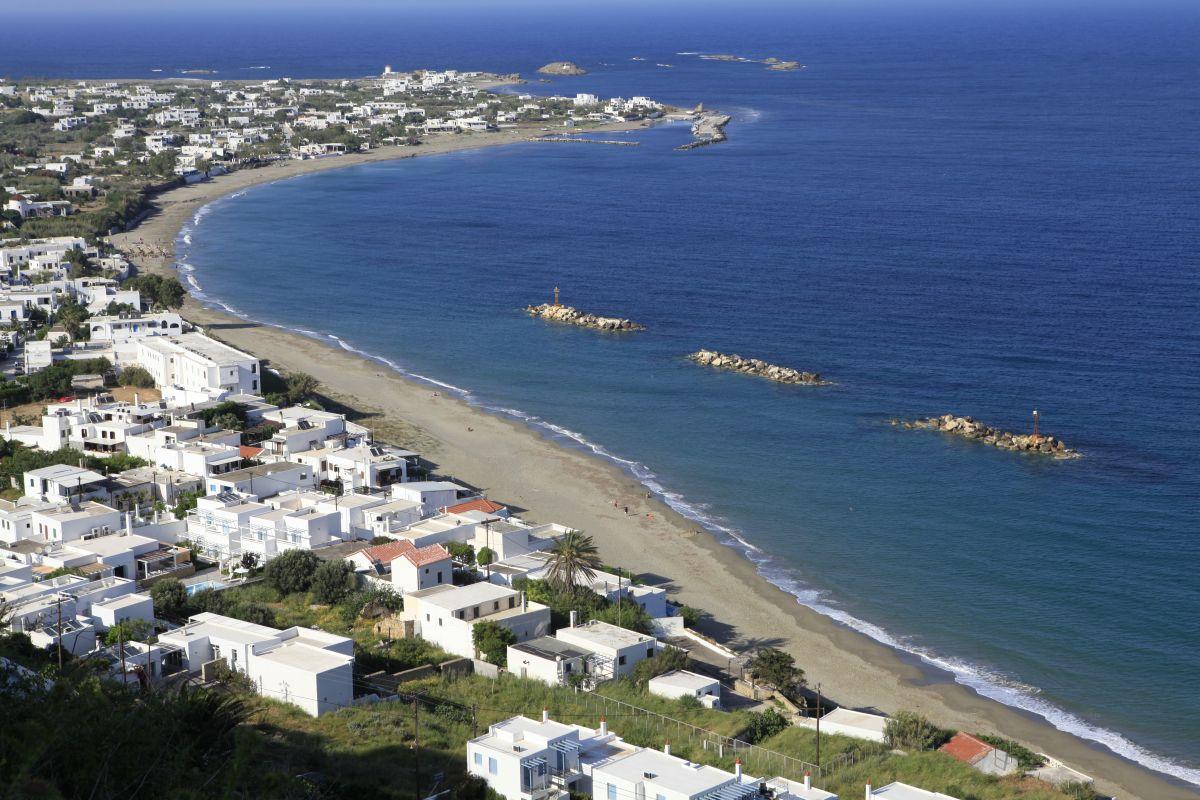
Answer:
0;64;1158;800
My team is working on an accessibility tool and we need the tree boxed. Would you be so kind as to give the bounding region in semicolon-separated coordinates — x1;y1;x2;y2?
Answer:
743;709;790;744
150;578;188;619
445;540;475;565
883;711;952;751
104;618;152;646
210;412;242;432
545;530;601;594
476;546;495;567
118;365;155;388
748;647;805;695
283;371;319;405
311;559;355;605
172;490;201;520
472;620;516;665
239;552;259;572
263;549;321;595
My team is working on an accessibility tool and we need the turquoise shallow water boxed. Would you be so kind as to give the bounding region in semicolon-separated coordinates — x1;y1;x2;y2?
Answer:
6;0;1198;783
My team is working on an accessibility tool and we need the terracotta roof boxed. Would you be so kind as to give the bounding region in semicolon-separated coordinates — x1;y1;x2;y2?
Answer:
445;498;506;515
239;445;264;459
356;540;415;566
940;732;994;765
400;543;451;567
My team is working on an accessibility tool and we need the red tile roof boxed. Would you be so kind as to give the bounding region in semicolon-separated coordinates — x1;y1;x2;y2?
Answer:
239;445;264;460
356;540;415;566
939;732;994;765
401;543;452;567
445;498;506;515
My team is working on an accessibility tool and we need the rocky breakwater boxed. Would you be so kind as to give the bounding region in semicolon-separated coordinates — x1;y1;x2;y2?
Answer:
525;304;645;332
687;350;828;385
893;414;1080;459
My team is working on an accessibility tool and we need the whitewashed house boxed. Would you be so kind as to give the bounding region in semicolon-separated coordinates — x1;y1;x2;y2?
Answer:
402;583;550;659
158;612;354;716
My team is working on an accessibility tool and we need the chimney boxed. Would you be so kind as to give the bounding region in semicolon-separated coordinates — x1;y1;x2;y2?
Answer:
734;759;742;782
542;707;549;723
663;740;670;756
803;772;811;790
569;609;578;628
599;716;607;736
522;592;527;611
134;392;139;406
865;782;873;800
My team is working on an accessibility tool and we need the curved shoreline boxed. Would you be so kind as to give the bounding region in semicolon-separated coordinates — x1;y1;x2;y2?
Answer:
111;135;1198;800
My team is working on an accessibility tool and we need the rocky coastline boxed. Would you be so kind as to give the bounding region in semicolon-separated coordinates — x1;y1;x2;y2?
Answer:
687;350;828;385
676;110;731;150
893;414;1080;458
537;61;586;76
525;303;645;332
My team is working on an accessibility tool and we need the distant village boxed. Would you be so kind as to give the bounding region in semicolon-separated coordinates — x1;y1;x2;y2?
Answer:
0;69;1101;800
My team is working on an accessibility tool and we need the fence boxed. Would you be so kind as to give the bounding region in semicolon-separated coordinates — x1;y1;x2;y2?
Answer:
361;675;861;784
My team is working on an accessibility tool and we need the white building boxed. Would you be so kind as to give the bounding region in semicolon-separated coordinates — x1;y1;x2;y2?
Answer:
158;612;354;717
345;539;452;592
506;636;590;686
204;461;315;499
88;312;184;342
402;582;550;659
23;465;109;504
555;619;660;681
469;714;783;800
647;670;721;708
390;480;473;515
135;333;260;402
796;708;887;743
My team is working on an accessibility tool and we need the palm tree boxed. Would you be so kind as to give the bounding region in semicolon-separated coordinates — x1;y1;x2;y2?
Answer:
545;530;602;594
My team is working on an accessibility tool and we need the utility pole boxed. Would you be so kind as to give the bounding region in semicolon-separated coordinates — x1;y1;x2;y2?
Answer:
815;682;822;767
119;628;128;687
413;698;421;800
56;596;63;669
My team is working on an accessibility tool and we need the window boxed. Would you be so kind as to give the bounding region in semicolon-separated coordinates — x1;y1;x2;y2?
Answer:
618;655;627;666
607;784;617;800
657;794;667;800
647;648;655;658
488;758;498;776
474;753;482;766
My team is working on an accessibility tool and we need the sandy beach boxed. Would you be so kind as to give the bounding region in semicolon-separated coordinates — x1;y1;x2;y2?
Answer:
109;126;1195;800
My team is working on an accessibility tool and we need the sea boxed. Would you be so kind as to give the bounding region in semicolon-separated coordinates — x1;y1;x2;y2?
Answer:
4;0;1197;786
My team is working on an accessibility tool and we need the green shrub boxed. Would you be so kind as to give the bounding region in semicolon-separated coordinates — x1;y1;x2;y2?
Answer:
264;549;321;595
312;560;356;605
118;365;155;388
884;711;953;751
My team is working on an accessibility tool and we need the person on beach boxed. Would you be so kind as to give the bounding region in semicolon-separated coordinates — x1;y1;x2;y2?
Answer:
623;506;629;515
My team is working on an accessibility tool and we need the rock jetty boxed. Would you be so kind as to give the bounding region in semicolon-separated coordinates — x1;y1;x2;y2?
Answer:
892;414;1080;459
676;111;731;151
687;350;827;385
767;61;803;71
525;304;645;332
537;61;586;76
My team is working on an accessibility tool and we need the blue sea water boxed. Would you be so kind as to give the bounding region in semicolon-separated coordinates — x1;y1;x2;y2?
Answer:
4;0;1198;785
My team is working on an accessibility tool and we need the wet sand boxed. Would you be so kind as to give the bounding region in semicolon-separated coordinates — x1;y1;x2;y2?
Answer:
109;126;1196;800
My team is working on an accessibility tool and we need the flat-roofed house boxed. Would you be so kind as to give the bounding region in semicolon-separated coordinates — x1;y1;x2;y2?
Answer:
158;612;354;716
402;582;550;659
506;636;590;686
555;619;660;682
647;670;721;708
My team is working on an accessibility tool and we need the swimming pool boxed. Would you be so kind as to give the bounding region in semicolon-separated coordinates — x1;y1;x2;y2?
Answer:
185;579;228;596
